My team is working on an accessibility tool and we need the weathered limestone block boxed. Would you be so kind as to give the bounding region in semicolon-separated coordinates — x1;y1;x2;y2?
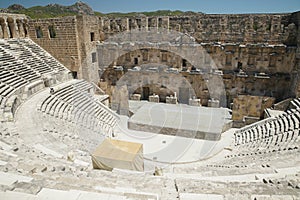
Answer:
130;94;141;101
208;98;220;108
189;97;201;106
166;96;177;104
111;85;129;116
149;94;159;103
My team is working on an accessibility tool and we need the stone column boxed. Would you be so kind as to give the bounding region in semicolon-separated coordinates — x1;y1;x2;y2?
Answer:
16;20;24;38
126;18;129;31
0;24;3;38
111;85;129;116
7;18;17;38
167;17;170;33
2;19;9;38
12;19;20;38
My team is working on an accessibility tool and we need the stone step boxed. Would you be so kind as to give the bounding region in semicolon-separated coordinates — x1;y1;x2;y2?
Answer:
0;160;7;166
0;140;12;151
0;171;33;187
180;193;224;200
0;190;37;200
33;144;64;159
37;188;128;200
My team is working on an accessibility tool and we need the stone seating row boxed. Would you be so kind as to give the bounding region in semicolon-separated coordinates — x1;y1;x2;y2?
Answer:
0;39;70;87
205;145;299;174
205;107;300;172
291;98;300;108
234;108;300;146
0;38;72;122
1;114;298;199
2;42;53;75
18;39;67;72
0;122;164;199
4;38;67;72
0;48;40;82
0;68;28;89
235;122;299;147
174;176;300;199
38;80;118;137
0;39;70;99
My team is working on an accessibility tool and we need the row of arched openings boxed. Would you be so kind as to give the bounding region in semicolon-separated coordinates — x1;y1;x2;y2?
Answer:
0;17;28;39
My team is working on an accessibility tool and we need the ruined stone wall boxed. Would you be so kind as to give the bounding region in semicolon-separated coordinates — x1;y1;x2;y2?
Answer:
290;11;300;97
100;68;291;107
101;13;297;45
28;15;104;79
0;11;295;129
23;11;300;102
112;44;296;74
232;95;275;127
26;12;299;79
99;42;295;104
76;15;102;80
107;70;196;104
115;48;192;69
1;11;298;119
28;16;80;72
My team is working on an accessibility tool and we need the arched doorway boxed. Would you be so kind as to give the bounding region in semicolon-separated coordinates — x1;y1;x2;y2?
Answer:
96;28;226;107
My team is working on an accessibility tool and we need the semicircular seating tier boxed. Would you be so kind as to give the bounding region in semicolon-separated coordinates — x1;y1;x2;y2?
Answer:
0;38;71;121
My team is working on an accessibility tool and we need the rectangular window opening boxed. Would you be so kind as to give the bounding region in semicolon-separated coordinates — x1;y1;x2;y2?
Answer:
161;52;167;62
90;32;95;41
226;54;232;65
182;59;187;67
35;26;43;38
48;25;56;38
92;52;97;63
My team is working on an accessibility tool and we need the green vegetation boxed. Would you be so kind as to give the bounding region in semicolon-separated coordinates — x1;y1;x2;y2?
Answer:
1;3;92;18
12;6;79;19
3;3;198;19
98;10;188;18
